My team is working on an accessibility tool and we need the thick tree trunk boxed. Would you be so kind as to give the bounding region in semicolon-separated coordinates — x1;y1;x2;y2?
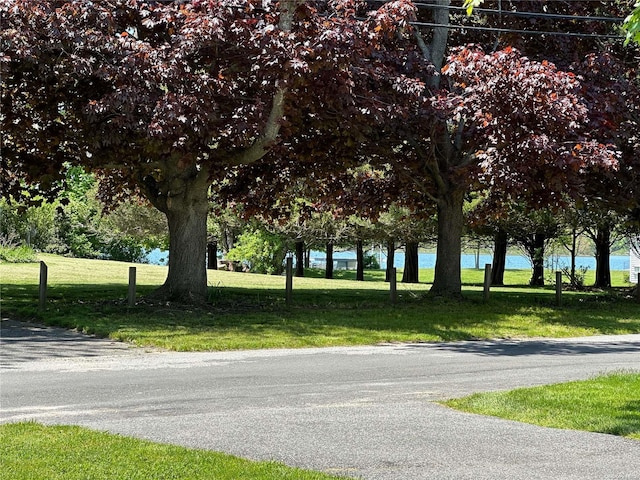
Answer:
402;241;420;283
385;240;395;282
356;239;364;281
325;242;334;279
491;229;507;286
530;233;545;286
430;190;464;297
161;190;209;302
594;226;612;288
140;161;211;303
295;240;305;277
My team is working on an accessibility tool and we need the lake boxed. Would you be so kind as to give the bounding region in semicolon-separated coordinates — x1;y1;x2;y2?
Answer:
146;248;631;271
311;250;631;272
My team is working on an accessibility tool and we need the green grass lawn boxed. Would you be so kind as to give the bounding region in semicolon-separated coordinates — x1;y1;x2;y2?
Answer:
1;254;638;351
0;423;349;480
443;372;640;440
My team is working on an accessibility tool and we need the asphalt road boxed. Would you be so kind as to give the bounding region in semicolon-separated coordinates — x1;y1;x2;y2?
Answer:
1;318;640;479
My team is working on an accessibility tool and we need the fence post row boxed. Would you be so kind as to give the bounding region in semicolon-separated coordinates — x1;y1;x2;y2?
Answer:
39;261;48;311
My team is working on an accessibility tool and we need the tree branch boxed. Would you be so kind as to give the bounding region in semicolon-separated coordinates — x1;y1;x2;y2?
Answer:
414;0;450;89
224;0;302;167
225;87;286;166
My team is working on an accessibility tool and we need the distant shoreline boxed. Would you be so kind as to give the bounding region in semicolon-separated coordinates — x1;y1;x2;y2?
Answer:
145;248;632;271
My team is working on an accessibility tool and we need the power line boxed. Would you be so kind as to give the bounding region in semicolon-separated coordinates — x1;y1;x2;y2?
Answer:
365;0;627;40
412;2;625;23
411;20;626;39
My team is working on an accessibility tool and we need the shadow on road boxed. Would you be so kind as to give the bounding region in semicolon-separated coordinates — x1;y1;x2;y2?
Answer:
403;337;640;357
0;318;135;368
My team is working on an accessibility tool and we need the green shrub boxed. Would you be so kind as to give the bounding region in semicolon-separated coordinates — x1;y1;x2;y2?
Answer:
364;253;380;269
103;236;147;263
227;228;289;274
0;245;37;263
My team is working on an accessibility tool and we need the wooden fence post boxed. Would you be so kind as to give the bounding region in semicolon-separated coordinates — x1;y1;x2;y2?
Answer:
483;263;492;302
555;271;563;306
390;268;397;304
39;261;48;311
285;257;293;306
128;266;137;307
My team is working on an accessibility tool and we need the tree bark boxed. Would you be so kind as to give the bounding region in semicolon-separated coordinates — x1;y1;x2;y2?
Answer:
414;0;450;89
594;225;612;288
430;190;464;296
140;159;211;303
569;229;578;286
221;226;235;255
325;242;334;279
295;240;305;277
161;186;209;302
402;241;420;283
356;239;364;281
207;242;217;270
385;240;395;282
530;233;545;286
491;229;507;286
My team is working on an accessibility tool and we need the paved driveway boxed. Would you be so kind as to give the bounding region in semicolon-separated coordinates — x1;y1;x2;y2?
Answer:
2;318;640;479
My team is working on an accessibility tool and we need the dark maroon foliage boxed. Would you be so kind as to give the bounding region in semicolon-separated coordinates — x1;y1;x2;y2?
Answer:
1;0;430;302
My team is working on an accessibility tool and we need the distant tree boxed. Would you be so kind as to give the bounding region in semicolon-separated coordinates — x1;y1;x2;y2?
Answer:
511;208;563;286
101;197;168;251
0;198;58;252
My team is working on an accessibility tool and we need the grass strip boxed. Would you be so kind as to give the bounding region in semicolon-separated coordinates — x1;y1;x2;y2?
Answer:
443;372;640;439
0;422;350;480
1;255;639;351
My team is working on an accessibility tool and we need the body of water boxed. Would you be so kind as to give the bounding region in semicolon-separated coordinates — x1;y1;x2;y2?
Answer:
146;248;631;272
146;248;169;266
311;250;631;272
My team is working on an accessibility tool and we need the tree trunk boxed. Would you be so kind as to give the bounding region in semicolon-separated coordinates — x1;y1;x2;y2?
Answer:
305;248;310;268
569;229;578;286
594;226;612;288
221;226;235;256
325;242;334;279
430;190;464;297
140;162;211;303
385;240;395;282
161;191;209;302
295;240;304;277
530;233;545;286
491;229;507;286
207;242;217;270
414;0;450;89
356;239;364;281
402;241;420;283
